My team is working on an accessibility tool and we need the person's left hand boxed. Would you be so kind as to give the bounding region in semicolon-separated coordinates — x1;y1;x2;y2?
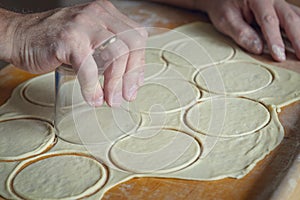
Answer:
195;0;300;62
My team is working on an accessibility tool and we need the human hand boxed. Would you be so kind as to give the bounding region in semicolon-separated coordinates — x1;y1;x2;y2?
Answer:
196;0;300;61
5;0;148;107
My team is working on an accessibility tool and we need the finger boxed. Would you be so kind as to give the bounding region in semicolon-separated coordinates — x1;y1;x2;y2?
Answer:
122;49;146;101
275;2;300;59
291;4;300;17
211;8;263;54
96;0;148;37
250;0;286;61
97;0;148;101
99;24;147;102
241;0;255;24
102;39;129;107
73;54;104;107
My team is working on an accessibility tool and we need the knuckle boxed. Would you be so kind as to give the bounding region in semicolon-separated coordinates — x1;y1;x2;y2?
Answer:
72;12;88;24
58;26;73;42
261;14;279;25
284;12;298;23
130;36;146;49
236;29;249;42
215;13;231;29
138;27;148;39
114;42;129;56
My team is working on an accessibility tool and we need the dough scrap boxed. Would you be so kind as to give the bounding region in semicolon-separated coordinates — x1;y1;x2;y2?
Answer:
0;118;55;161
7;152;107;200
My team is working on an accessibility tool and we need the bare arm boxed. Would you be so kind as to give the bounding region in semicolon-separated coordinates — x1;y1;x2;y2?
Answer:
0;0;148;107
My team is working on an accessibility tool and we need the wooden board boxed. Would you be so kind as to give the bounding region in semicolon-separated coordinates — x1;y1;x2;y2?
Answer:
1;1;300;199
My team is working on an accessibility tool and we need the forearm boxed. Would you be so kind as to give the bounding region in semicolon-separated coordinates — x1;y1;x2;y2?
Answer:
149;0;208;11
0;8;19;63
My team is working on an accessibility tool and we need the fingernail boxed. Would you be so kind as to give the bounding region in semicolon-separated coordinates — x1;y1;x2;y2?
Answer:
87;96;103;107
111;92;122;107
272;45;286;61
129;84;138;101
241;36;262;54
253;38;262;53
138;73;144;86
93;96;104;107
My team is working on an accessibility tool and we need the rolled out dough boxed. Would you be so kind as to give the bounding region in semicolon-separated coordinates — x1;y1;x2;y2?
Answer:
185;97;271;137
7;152;107;200
109;128;201;173
162;36;235;68
195;61;273;95
56;105;140;144
0;118;55;161
122;78;201;114
0;22;300;200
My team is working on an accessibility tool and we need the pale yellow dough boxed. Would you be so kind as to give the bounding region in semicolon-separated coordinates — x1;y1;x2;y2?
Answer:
0;22;300;200
6;152;107;200
0;118;55;161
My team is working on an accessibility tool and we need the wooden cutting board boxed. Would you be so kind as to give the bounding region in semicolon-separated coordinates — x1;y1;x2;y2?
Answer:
1;1;300;199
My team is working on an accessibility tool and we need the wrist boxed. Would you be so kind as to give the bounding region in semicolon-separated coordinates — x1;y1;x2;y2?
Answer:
0;8;21;63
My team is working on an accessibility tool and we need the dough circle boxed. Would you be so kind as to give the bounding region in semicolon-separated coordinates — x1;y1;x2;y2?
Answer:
7;152;107;200
109;128;201;173
22;73;55;107
56;106;140;144
0;118;55;161
122;79;201;114
195;62;273;95
23;73;85;108
162;37;235;68
185;97;270;137
144;48;167;80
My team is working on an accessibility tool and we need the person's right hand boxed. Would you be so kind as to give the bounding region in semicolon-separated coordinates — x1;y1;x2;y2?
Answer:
4;0;148;107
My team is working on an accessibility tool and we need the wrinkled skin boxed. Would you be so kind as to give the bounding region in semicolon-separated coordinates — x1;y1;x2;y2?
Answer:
196;0;300;61
6;0;148;107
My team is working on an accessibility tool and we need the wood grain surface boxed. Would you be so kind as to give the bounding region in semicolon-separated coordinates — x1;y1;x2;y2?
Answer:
1;1;300;199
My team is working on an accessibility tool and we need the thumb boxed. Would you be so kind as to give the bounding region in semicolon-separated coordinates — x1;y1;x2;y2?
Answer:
74;54;104;107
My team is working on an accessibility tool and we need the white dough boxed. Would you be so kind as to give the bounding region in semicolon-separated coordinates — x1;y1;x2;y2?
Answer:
122;78;201;114
0;118;55;161
0;22;299;200
22;73;55;107
7;152;107;200
185;97;270;137
56;105;140;144
162;37;235;68
195;61;273;95
109;128;201;173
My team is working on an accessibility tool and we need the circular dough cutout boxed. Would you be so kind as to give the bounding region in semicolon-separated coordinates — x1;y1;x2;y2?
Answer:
122;79;201;114
0;118;55;161
56;106;140;144
185;98;270;137
162;37;235;68
144;48;166;80
195;62;273;95
22;73;55;107
7;152;107;200
109;129;201;173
